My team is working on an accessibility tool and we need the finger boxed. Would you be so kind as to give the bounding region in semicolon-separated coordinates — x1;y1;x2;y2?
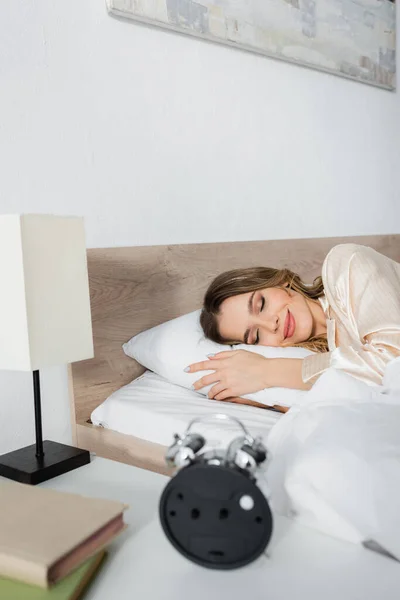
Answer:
193;373;220;391
208;350;237;360
214;389;233;401
185;360;218;373
207;382;227;399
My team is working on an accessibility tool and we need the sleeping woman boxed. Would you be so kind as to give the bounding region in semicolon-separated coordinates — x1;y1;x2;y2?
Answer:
186;244;400;409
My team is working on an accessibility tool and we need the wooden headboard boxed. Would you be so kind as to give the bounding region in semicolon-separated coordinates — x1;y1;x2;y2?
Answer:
69;234;400;435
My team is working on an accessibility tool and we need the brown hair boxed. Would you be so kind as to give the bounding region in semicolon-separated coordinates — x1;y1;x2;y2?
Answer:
200;266;328;353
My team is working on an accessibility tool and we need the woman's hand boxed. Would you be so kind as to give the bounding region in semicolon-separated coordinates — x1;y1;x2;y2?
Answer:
187;350;272;400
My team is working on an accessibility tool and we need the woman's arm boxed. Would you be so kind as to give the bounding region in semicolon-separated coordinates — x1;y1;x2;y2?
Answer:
266;357;313;391
188;350;313;398
319;244;400;385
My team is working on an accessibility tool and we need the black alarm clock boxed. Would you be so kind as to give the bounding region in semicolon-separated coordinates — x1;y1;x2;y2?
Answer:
159;414;273;570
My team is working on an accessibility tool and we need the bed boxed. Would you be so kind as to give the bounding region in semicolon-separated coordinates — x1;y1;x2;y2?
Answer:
68;234;400;475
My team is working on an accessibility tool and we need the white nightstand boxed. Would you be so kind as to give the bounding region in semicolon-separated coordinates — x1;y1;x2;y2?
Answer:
35;456;399;600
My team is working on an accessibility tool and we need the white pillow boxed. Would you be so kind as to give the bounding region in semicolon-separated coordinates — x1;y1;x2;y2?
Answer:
123;310;313;407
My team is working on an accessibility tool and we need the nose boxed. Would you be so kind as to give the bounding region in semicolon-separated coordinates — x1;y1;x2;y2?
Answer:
269;315;279;333
254;314;279;333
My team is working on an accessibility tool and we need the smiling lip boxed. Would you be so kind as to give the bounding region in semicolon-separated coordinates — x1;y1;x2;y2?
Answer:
284;310;296;340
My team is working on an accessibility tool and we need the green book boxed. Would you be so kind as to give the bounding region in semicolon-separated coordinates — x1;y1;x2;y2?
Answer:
0;552;106;600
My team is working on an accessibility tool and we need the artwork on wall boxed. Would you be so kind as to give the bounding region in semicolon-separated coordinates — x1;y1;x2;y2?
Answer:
107;0;396;90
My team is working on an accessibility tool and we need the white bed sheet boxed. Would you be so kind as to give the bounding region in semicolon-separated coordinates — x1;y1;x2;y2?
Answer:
267;361;400;561
91;370;281;449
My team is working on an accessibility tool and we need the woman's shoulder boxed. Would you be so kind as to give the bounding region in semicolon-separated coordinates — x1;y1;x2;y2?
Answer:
324;242;373;265
322;243;400;308
322;243;383;282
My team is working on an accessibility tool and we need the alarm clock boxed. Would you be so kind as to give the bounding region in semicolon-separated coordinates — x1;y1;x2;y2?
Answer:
159;414;273;569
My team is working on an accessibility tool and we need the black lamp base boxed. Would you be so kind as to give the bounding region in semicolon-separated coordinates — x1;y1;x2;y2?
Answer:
0;440;90;485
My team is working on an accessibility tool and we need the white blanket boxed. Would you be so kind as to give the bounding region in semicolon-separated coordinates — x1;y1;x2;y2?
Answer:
266;358;400;560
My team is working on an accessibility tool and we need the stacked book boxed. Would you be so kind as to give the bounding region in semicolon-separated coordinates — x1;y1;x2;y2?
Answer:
0;482;127;599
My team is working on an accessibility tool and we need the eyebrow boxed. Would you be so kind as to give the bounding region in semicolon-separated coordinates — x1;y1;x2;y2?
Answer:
248;291;256;315
243;291;256;344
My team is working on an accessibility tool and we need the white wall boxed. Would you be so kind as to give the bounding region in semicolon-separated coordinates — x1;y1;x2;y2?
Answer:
0;0;399;454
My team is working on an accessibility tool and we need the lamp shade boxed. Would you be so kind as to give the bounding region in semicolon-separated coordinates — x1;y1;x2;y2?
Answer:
0;214;94;371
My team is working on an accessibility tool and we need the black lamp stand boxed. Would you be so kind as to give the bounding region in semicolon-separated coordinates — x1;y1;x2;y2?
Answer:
0;370;90;485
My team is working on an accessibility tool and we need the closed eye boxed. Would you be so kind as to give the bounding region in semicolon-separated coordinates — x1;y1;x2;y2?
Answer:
260;296;265;312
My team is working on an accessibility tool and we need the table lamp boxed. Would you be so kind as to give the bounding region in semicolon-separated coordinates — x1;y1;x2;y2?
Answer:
0;214;94;485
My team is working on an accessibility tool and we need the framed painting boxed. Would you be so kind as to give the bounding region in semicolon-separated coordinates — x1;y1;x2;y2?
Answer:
107;0;396;90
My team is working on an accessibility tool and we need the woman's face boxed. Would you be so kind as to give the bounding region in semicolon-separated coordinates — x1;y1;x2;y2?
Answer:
217;287;316;347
